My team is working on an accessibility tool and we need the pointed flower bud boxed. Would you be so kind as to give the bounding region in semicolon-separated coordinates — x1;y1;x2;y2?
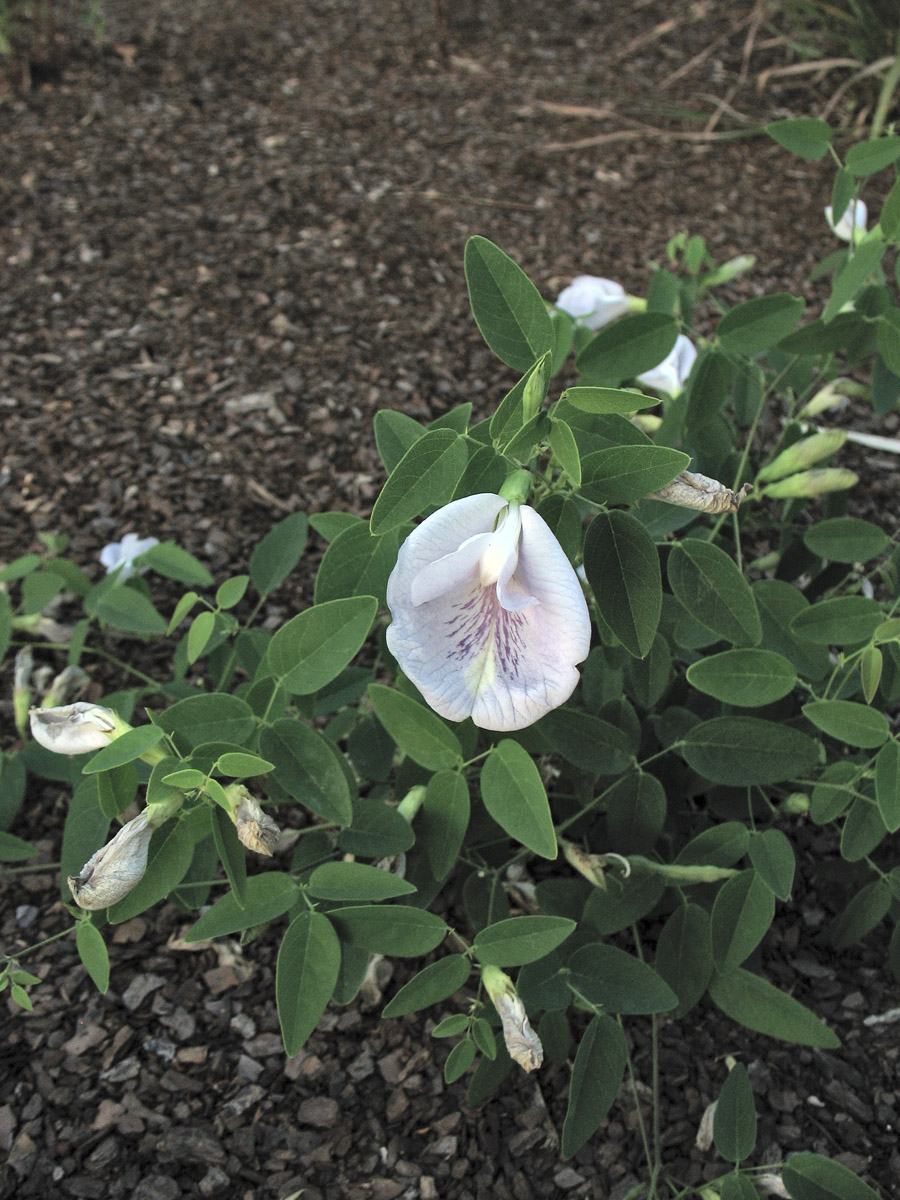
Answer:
554;275;633;330
646;470;751;514
757;430;847;483
99;533;159;580
760;468;858;499
13;648;35;737
796;377;867;419
481;965;543;1073
29;702;126;756
225;785;281;856
386;493;590;730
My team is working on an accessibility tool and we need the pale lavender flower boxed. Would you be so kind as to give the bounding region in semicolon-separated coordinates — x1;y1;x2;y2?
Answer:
825;198;867;242
99;533;159;580
636;333;697;397
386;494;590;731
555;275;631;330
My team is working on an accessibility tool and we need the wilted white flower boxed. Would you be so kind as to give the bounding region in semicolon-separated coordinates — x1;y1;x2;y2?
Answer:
99;533;159;580
646;470;751;513
825;198;867;241
386;493;591;731
554;275;631;330
228;787;281;856
636;333;697;397
41;665;90;709
482;965;543;1072
68;810;155;910
29;701;121;755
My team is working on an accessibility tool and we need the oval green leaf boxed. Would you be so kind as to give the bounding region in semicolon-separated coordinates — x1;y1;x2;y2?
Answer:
480;740;557;859
276;910;341;1056
584;509;662;659
686;648;797;707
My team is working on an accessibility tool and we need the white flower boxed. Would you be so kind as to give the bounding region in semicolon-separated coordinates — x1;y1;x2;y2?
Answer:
825;198;867;242
99;533;159;580
636;333;697;397
555;275;631;330
68;811;154;910
386;494;591;731
29;702;120;755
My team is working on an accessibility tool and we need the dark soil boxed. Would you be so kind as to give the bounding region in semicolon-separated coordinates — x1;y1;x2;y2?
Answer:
2;2;900;1198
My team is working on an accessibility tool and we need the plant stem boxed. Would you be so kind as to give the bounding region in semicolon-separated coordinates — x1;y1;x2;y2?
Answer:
2;924;76;961
871;31;900;140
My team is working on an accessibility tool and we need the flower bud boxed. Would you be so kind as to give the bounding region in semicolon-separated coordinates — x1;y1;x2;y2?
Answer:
779;792;810;816
646;470;751;514
29;702;125;756
757;430;847;483
13;648;34;737
225;785;281;856
481;965;543;1072
41;665;90;710
68;811;155;910
99;533;159;580
825;198;867;242
760;468;858;499
796;377;867;419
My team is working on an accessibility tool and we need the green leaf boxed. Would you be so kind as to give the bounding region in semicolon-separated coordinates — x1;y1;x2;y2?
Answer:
309;511;362;543
654;903;714;1018
167;590;199;633
721;1175;761;1200
328;905;447;956
463;235;554;371
370;429;468;535
841;797;887;861
211;804;247;907
186;610;216;664
85;584;167;635
682;717;819;786
81;725;166;775
561;386;660;414
138;541;214;587
669;539;761;647
766;117;833;161
95;762;138;820
802;699;889;749
575;312;679;384
480;740;557;859
875;740;900;832
823;233;885;324
158;693;256;749
845;135;900;175
605;772;666;855
314;523;399;606
216;575;249;610
267;596;377;695
185;873;298;942
584;510;662;659
60;778;110;903
423;770;470;880
108;820;195;923
581;444;690;506
538;708;635;775
307;861;416;901
877;317;900;377
567;943;678;1014
582;872;665;936
748;829;795;900
713;1063;757;1163
718;294;805;354
561;1016;628;1159
711;870;775;970
687;648;797;707
548;418;581;486
382;955;472;1018
276;910;341;1055
676;821;749;868
811;761;859;824
753;578;830;681
215;752;275;779
790;596;883;646
374;408;426;474
0;832;39;862
260;720;353;826
684;346;734;432
249;512;308;595
709;966;840;1047
489;353;548;446
338;796;416;858
76;922;110;993
830;879;891;951
803;517;889;564
471;1017;497;1060
368;684;462;770
444;1038;477;1084
782;1152;882;1200
473;915;575;967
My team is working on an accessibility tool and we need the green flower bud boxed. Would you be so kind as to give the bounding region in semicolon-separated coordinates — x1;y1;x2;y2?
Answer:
760;468;858;499
757;430;847;484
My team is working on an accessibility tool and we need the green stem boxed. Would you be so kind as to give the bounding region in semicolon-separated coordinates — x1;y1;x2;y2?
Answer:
2;924;77;961
871;31;900;140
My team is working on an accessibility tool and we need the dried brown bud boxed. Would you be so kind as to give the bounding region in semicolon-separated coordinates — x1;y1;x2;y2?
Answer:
234;793;281;856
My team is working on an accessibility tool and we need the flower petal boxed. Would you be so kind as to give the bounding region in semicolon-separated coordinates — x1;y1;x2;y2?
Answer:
386;501;591;731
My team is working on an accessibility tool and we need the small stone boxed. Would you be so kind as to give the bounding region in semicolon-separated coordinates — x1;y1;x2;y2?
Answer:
0;1104;16;1152
420;1178;439;1200
122;973;167;1011
297;1097;340;1128
203;965;240;995
553;1167;585;1190
370;1182;404;1200
91;1099;124;1131
132;1175;180;1200
223;1084;264;1117
236;1055;264;1082
385;1089;409;1122
7;1130;36;1177
230;1012;256;1039
245;1033;283;1057
347;1048;375;1081
842;991;866;1010
15;905;39;928
199;1166;231;1196
424;1135;457;1160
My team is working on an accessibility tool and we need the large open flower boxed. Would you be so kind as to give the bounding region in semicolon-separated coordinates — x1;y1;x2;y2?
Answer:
386;494;591;731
